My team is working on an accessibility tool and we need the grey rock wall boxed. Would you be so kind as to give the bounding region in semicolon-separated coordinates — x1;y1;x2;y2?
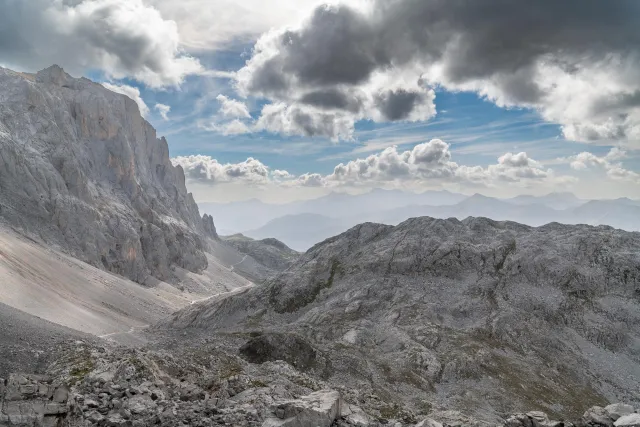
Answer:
0;374;70;427
0;65;209;283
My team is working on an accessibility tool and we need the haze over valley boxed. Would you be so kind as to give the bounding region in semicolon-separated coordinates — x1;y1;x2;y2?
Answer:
202;190;640;250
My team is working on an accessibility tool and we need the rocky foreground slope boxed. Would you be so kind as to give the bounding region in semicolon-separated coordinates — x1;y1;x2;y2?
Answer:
3;338;640;427
160;217;640;422
0;65;215;283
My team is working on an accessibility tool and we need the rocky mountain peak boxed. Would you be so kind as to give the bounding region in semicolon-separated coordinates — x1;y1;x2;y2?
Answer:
35;64;69;85
0;65;215;283
202;213;219;239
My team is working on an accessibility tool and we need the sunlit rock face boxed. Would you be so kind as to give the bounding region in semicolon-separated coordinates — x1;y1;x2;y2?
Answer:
0;65;208;283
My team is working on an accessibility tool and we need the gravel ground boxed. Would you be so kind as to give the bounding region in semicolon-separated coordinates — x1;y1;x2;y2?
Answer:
0;301;98;378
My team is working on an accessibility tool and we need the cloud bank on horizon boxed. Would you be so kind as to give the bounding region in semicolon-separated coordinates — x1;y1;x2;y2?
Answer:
171;139;639;191
1;0;639;200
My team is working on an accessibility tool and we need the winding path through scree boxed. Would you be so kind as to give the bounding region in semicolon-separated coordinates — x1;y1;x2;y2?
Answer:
99;280;254;339
229;254;248;272
98;255;252;339
189;283;253;305
99;324;150;339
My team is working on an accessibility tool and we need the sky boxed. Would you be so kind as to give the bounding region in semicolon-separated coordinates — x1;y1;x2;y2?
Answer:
1;0;639;203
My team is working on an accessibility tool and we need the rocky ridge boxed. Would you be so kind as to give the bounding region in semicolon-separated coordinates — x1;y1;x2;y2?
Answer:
0;65;209;283
222;234;299;273
160;217;640;421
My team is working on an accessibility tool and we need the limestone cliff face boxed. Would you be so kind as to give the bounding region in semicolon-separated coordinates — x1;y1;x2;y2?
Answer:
0;65;208;283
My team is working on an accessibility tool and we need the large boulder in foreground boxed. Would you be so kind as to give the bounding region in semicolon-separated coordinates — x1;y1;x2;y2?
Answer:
0;374;70;426
263;389;342;427
606;404;636;421
615;414;640;427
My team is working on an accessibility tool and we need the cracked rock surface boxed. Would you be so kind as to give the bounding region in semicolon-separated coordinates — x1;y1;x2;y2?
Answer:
160;218;640;421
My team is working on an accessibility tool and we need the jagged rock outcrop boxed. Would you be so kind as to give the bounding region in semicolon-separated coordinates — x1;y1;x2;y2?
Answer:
264;389;342;427
160;217;640;421
239;332;331;376
203;214;219;239
0;374;70;426
0;65;211;283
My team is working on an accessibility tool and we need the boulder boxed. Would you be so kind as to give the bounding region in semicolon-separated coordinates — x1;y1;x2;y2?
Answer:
582;406;614;427
52;385;69;403
341;403;373;426
263;389;342;427
615;414;640;427
505;414;535;427
415;418;444;427
425;410;487;427
606;404;635;421
0;374;69;426
504;411;569;427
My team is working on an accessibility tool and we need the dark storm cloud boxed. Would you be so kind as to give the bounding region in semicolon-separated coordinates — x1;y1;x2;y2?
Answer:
281;6;388;87
299;88;364;113
255;103;355;140
592;91;640;116
375;89;424;121
246;0;640;100
239;0;640;141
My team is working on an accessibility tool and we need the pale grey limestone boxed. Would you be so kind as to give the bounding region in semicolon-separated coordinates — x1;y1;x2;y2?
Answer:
0;65;209;283
162;217;640;421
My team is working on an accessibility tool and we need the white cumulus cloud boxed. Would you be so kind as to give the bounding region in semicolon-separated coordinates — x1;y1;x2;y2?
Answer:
102;82;149;117
219;119;252;136
155;103;171;120
173;139;574;191
172;155;292;184
564;148;640;183
216;95;251;119
0;0;203;88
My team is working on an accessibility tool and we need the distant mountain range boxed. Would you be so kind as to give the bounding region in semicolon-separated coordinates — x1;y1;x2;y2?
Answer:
504;192;586;210
244;213;349;252
200;190;640;251
199;188;467;235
